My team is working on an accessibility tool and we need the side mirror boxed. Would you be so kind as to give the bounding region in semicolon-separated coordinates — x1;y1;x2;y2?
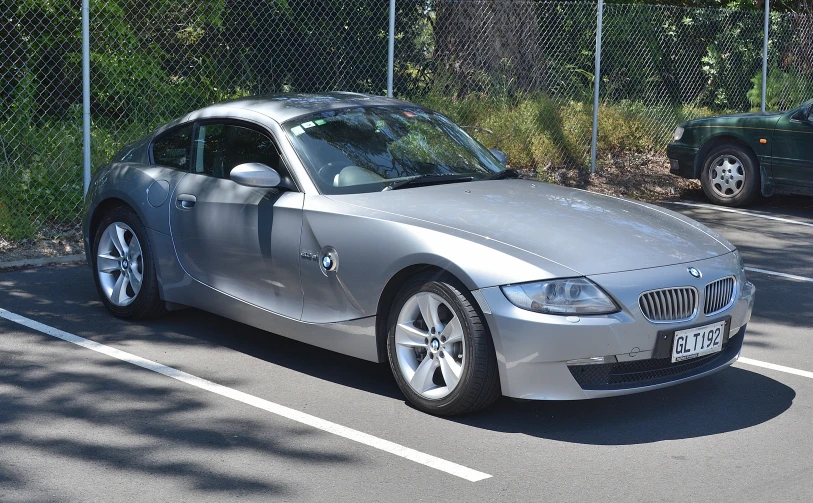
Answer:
489;148;508;166
806;104;813;122
230;163;281;188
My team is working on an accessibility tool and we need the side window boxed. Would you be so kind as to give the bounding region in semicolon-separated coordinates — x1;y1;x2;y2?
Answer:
194;123;287;180
194;124;227;176
152;125;193;169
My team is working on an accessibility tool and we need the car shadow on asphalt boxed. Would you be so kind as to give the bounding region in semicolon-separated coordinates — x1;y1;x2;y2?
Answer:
0;265;798;450
165;308;405;401
453;366;795;445
166;309;796;448
674;191;813;215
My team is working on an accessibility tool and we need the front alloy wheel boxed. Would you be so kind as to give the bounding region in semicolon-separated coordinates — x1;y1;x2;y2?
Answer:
394;291;466;399
708;154;746;198
700;144;759;207
387;275;500;416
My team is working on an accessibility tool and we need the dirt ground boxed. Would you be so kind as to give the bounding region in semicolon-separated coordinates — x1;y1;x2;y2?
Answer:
0;155;701;264
0;224;84;265
535;153;703;202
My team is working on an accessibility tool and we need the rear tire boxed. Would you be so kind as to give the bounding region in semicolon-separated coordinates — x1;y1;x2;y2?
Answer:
700;144;759;207
91;206;165;319
386;273;500;416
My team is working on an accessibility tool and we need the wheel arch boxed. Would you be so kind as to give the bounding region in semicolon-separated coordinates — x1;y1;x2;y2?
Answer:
693;135;760;180
375;264;482;363
88;197;142;248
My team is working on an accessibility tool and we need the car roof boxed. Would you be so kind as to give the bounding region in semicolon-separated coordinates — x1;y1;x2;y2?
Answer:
187;92;414;125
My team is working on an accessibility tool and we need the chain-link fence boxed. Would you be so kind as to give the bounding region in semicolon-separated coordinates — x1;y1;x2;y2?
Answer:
2;1;813;247
597;4;766;164
406;1;598;172
768;12;813;111
1;2;83;243
410;2;813;176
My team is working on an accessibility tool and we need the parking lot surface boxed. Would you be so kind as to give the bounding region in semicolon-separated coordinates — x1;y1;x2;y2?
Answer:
1;197;812;502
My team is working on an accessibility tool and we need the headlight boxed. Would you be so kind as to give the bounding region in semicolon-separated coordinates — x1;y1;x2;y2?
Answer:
501;278;619;315
673;126;685;141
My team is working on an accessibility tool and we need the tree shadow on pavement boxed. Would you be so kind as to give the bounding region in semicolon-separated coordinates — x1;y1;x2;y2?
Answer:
0;342;360;500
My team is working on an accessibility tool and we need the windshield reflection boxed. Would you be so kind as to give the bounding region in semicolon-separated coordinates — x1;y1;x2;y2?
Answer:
284;106;504;194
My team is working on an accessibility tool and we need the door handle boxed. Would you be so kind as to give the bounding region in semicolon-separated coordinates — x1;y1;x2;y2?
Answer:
176;194;197;209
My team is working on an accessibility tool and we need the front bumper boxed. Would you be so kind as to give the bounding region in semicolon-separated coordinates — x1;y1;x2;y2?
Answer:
666;142;698;179
477;254;755;400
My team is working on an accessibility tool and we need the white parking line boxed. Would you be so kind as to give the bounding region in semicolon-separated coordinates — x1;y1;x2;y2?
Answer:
668;201;813;228
745;267;813;284
738;357;813;380
0;308;491;483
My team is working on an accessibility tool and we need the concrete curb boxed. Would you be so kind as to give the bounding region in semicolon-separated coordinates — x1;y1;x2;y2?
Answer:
0;254;86;271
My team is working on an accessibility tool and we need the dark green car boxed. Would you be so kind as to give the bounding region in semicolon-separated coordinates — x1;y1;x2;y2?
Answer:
667;99;813;207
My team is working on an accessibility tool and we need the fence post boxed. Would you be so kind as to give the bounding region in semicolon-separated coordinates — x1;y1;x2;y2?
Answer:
82;0;91;195
387;0;395;97
590;0;604;174
761;0;770;112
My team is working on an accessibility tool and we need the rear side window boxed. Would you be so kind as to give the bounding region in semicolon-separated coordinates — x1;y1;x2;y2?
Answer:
152;125;193;169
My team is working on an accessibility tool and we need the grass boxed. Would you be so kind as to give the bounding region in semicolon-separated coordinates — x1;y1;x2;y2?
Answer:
414;91;718;180
0;114;153;242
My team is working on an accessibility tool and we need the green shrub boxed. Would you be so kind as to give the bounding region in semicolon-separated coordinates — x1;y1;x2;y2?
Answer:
413;91;714;173
0;115;154;241
748;68;813;111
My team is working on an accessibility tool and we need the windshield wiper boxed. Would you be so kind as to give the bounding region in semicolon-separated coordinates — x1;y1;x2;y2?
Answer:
383;174;475;191
482;168;521;180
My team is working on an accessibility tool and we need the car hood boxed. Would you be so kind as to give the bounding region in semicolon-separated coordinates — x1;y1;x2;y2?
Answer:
684;110;784;127
326;180;732;276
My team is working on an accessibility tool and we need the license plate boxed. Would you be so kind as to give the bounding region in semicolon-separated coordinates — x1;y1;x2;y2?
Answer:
671;320;726;363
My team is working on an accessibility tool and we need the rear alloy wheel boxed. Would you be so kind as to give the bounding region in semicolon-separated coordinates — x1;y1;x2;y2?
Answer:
387;275;500;416
97;221;143;307
92;207;165;319
700;145;759;207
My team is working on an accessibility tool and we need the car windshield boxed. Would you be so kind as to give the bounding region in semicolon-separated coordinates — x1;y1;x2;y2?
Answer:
283;106;505;194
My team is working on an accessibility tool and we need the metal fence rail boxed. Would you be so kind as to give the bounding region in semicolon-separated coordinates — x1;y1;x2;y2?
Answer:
2;1;813;244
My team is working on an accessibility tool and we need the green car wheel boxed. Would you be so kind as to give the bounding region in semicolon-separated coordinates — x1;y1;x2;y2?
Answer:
700;144;760;207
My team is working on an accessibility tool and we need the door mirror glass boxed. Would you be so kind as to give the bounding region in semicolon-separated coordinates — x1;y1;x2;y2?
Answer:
230;163;281;188
489;148;508;166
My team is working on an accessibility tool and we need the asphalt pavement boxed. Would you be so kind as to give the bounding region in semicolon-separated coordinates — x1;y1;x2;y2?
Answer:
1;196;812;502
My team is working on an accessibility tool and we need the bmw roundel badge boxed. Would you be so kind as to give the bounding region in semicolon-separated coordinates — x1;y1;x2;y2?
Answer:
688;267;702;278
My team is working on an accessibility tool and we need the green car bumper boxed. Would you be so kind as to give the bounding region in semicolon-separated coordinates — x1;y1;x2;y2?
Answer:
666;142;699;179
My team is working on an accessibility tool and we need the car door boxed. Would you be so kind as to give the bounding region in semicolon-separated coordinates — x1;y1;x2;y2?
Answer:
169;120;305;319
770;106;813;191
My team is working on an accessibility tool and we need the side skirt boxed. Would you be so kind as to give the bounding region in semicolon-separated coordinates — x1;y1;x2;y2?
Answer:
164;270;381;363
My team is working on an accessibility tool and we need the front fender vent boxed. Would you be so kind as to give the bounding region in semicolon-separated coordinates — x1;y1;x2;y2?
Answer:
638;287;698;323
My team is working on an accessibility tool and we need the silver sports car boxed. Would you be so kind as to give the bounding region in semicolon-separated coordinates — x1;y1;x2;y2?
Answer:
83;93;755;416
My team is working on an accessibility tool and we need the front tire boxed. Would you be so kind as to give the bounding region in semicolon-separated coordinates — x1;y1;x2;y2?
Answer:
92;206;165;319
386;274;500;416
700;144;759;207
